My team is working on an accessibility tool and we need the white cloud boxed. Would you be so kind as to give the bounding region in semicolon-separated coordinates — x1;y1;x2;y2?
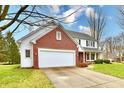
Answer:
48;5;60;15
79;25;91;35
63;9;75;23
85;7;95;17
85;7;98;19
50;5;60;14
48;5;87;24
63;5;86;23
79;25;83;30
63;5;86;22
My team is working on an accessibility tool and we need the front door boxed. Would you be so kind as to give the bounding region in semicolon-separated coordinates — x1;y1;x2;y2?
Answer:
79;52;83;62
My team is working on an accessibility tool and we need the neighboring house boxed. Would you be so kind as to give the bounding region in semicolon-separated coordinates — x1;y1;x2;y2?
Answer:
18;23;100;68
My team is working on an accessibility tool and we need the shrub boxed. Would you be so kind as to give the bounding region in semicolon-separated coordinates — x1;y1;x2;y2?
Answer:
94;59;103;64
103;60;111;64
94;59;111;64
78;62;88;67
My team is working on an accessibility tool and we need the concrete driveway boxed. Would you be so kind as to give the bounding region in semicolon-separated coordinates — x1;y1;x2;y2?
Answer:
42;67;124;88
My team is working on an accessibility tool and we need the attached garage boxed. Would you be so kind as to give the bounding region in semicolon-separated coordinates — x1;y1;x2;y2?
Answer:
18;25;78;68
38;48;76;68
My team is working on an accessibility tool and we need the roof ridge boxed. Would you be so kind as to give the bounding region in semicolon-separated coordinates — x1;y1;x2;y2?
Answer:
65;29;97;41
65;29;91;37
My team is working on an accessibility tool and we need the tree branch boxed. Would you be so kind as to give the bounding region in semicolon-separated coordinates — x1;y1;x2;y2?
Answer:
11;6;36;34
0;5;28;31
0;5;9;20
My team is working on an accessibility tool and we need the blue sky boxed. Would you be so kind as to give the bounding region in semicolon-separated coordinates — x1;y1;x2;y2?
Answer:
3;5;122;41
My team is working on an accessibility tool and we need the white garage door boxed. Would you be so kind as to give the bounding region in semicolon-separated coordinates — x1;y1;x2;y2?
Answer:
38;48;76;68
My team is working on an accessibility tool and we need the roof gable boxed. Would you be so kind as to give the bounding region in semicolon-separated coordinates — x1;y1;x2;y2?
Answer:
30;25;78;45
17;25;57;44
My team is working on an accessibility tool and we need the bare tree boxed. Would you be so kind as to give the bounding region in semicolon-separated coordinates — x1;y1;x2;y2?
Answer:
87;8;106;49
0;5;84;35
104;37;115;60
117;6;124;61
102;32;124;62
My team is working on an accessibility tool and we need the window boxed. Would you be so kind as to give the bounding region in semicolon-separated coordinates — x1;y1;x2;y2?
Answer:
25;50;30;58
56;31;61;40
93;41;95;47
79;39;81;45
91;41;93;46
91;53;95;60
86;53;89;60
86;40;88;46
86;40;95;47
90;41;92;46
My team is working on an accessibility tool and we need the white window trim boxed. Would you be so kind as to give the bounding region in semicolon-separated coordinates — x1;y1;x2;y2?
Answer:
86;40;95;48
86;52;90;60
86;52;96;61
56;31;61;40
25;49;31;58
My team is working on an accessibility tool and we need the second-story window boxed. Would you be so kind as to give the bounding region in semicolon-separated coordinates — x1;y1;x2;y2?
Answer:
79;39;81;45
91;41;93;46
86;40;95;47
86;40;89;46
93;41;95;47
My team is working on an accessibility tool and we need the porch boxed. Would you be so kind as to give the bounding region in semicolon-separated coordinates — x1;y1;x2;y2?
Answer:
78;52;98;63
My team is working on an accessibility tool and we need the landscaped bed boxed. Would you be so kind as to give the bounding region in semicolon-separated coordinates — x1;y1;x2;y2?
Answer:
91;62;124;79
0;65;54;88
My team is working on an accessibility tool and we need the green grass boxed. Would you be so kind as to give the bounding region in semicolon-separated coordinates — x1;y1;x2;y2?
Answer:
91;62;124;79
0;65;54;88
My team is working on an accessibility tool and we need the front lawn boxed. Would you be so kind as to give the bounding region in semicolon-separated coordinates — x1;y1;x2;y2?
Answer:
0;65;54;88
91;62;124;79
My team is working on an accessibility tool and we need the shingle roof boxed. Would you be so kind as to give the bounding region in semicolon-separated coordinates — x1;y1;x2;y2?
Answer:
17;27;44;43
65;30;97;41
17;23;97;44
17;25;57;43
83;47;101;52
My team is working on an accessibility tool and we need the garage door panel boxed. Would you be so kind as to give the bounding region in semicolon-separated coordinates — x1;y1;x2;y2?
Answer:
38;49;76;68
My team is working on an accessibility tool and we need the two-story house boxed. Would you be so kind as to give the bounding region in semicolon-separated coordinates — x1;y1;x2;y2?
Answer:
18;23;100;68
66;30;99;63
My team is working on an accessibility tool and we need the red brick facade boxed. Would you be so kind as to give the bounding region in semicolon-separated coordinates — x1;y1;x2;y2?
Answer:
33;27;78;68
